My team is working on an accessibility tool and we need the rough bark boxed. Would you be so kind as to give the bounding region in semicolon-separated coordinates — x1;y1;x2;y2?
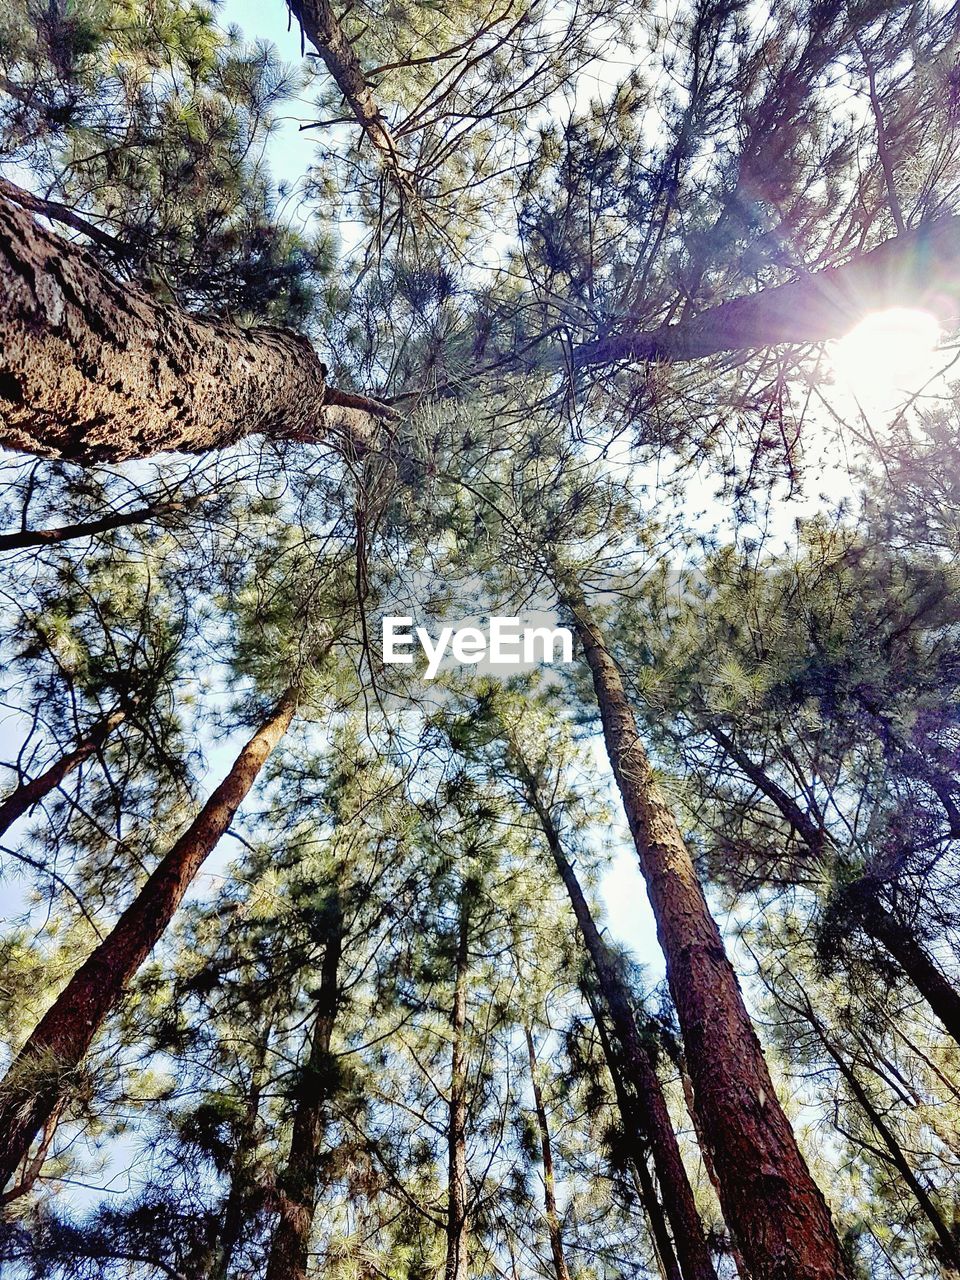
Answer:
561;586;849;1280
0;189;396;464
265;895;344;1280
0;689;296;1193
524;1026;572;1280
519;762;717;1280
0;709;125;839
285;1;413;197
573;215;960;368
711;729;960;1053
444;895;471;1280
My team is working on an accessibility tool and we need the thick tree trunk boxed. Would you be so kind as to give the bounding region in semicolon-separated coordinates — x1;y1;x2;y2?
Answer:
524;1026;572;1280
574;214;960;367
285;1;413;196
0;689;296;1193
711;730;960;1054
518;762;717;1280
0;709;125;839
444;895;471;1280
0;188;394;464
265;895;344;1280
561;587;849;1280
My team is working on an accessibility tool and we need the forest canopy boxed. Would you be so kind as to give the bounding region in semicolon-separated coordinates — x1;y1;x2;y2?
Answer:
1;2;960;1279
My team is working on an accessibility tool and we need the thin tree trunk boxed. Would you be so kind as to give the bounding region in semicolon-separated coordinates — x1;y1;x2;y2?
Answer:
517;759;717;1280
0;689;297;1192
711;728;960;1053
0;496;203;551
524;1026;572;1280
210;1008;276;1280
795;992;960;1275
285;1;413;197
853;893;960;1054
0;709;125;839
583;985;683;1280
265;894;344;1280
561;586;849;1280
0;187;395;464
445;894;471;1280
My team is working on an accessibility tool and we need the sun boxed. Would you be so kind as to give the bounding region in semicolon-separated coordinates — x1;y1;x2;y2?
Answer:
830;307;942;404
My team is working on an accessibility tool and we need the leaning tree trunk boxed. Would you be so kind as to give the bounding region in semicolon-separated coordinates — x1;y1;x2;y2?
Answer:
524;1026;572;1280
583;985;683;1280
0;688;297;1192
0;709;125;839
561;586;849;1280
711;729;960;1055
444;895;471;1280
0;186;394;464
265;894;344;1280
518;760;717;1280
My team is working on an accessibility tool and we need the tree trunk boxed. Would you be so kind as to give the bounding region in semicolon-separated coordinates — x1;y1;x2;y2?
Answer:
285;1;412;197
795;992;960;1276
518;760;717;1280
0;188;394;464
0;496;203;551
561;586;849;1280
583;985;683;1280
573;214;960;367
265;894;344;1280
445;894;471;1280
0;709;125;839
0;689;297;1192
853;892;960;1054
524;1026;572;1280
710;729;960;1054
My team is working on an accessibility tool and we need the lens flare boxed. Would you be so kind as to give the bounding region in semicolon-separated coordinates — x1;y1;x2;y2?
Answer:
830;307;942;403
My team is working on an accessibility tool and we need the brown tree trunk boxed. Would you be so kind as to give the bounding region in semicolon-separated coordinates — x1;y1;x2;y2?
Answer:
0;689;296;1193
583;985;683;1280
853;893;960;1054
710;729;960;1054
524;1026;572;1280
561;586;849;1280
573;214;960;367
0;496;202;551
445;894;471;1280
0;188;394;464
793;991;960;1275
265;894;344;1280
517;759;717;1280
285;1;413;197
0;709;125;839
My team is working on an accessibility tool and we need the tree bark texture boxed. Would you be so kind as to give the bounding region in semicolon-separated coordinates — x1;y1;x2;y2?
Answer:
444;895;471;1280
0;189;394;463
0;709;125;839
265;894;344;1280
520;764;717;1280
562;588;849;1280
0;689;296;1193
